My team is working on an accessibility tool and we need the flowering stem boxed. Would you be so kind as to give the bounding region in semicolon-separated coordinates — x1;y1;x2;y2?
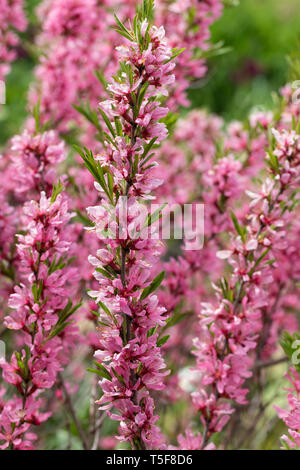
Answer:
254;357;288;370
58;372;89;451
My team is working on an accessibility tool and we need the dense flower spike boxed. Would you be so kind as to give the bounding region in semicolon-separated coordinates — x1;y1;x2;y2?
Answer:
79;3;179;449
0;128;67;308
0;191;80;450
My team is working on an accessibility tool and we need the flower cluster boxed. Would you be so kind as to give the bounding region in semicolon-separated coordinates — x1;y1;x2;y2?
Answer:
0;191;79;450
8;130;66;200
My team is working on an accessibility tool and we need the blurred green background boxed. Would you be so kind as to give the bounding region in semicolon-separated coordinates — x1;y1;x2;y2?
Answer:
1;0;300;143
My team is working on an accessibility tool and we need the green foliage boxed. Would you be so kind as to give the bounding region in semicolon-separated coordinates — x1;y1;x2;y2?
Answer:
0;59;34;145
230;210;246;242
73;101;103;137
144;203;167;228
157;335;170;347
14;346;31;382
137;0;155;22
188;0;300;121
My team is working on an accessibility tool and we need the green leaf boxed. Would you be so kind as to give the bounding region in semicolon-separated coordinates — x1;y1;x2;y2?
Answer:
58;300;82;324
137;0;155;22
107;172;114;200
164;312;189;330
114;116;123;137
74;210;94;227
97;300;118;326
98;106;116;138
98;301;112;316
98;320;111;327
141;137;158;162
165;48;185;63
266;151;279;171
74;145;114;204
114;13;131;35
147;326;158;337
249;248;271;276
94;70;108;89
140;271;165;300
47;255;65;274
115;29;134;42
90;310;100;317
31;280;43;303
135;82;149;118
51;179;64;203
95;267;114;280
144;203;167;227
280;331;294;358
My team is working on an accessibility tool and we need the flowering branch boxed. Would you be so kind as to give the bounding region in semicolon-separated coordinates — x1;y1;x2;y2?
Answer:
57;372;89;450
